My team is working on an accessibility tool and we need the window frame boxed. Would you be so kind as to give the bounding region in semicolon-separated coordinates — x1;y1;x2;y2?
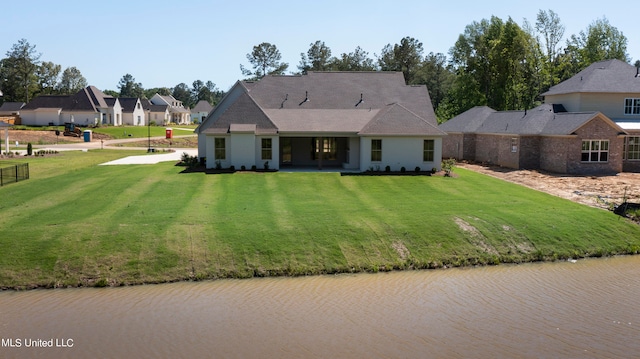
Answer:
581;139;609;163
624;98;640;115
625;136;640;160
371;139;382;162
423;139;435;162
261;138;272;161
214;137;226;160
312;137;337;161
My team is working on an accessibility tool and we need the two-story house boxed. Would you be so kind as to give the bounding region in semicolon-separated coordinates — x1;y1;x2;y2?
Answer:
440;59;639;174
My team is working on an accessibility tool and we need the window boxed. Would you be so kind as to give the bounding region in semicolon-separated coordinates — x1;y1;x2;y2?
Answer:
312;137;337;160
423;140;435;162
625;136;640;160
137;116;141;125
371;139;382;162
261;138;272;160
581;140;609;162
215;138;226;160
625;98;640;115
137;103;141;109
511;138;518;153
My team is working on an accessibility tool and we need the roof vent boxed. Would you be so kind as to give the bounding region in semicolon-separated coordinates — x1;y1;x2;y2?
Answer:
355;93;364;107
298;91;309;106
636;67;640;78
280;94;288;109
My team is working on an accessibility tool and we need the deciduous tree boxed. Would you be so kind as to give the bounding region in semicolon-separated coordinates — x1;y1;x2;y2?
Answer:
298;40;332;73
118;73;144;98
57;66;87;94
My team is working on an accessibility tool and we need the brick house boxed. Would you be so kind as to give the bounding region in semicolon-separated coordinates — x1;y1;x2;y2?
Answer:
440;59;639;174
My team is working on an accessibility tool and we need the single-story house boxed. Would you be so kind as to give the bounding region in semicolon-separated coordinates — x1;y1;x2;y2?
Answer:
440;59;640;174
20;86;123;126
0;102;25;116
195;71;446;171
440;104;627;174
190;100;213;124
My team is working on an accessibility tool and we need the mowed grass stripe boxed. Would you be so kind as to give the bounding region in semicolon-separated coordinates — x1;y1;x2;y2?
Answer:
1;151;640;288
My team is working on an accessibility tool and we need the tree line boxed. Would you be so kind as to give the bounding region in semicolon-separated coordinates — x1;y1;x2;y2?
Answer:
0;10;633;120
240;10;632;121
0;40;224;109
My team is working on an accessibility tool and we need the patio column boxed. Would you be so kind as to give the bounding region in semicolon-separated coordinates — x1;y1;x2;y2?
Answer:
318;136;323;170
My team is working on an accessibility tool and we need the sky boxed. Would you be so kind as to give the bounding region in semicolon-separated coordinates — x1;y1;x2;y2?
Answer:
2;0;638;94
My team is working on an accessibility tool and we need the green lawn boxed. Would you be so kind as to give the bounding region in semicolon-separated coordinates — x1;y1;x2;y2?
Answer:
1;151;639;289
93;125;196;139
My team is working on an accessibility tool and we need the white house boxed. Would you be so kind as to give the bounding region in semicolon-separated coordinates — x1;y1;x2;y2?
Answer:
119;97;146;126
195;71;446;171
20;86;123;126
150;94;190;124
190;100;213;124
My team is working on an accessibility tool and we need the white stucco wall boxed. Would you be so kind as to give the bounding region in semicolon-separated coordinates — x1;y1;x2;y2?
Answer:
255;136;279;170
360;136;443;172
20;109;61;126
343;137;360;169
230;132;256;169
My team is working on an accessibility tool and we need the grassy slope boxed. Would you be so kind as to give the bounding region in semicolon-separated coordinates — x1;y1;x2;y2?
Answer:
1;152;639;289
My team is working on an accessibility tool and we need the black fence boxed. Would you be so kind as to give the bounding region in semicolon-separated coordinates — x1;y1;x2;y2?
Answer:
0;163;29;186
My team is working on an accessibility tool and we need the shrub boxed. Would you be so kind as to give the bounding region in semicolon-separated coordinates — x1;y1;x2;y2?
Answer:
385;165;391;172
215;160;222;170
264;161;269;170
442;158;456;177
251;165;257;171
431;167;437;174
414;166;421;173
241;165;246;171
27;143;33;156
229;165;235;171
400;166;406;173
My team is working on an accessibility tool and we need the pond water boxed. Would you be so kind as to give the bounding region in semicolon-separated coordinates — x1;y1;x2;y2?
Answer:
1;256;639;358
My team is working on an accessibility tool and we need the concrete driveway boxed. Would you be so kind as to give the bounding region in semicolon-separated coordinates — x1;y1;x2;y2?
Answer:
100;149;198;165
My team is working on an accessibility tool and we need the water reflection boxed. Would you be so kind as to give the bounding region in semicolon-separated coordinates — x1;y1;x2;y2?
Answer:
1;256;639;358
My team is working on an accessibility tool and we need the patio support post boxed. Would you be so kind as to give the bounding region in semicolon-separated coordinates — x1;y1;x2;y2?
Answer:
318;136;323;170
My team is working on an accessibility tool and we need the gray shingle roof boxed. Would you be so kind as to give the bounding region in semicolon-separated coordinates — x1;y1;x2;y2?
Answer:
22;86;113;112
192;100;213;113
118;97;140;112
359;103;445;136
0;102;25;113
440;103;622;136
201;91;278;135
199;72;441;136
543;59;640;96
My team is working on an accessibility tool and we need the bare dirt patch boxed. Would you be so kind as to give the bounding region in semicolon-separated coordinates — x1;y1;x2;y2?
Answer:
4;130;110;145
459;162;640;210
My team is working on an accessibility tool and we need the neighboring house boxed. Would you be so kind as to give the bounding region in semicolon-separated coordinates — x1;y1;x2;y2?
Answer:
440;59;640;174
119;97;146;126
190;100;213;124
0;102;24;125
440;104;626;174
0;102;25;116
141;99;170;125
20;86;123;126
195;71;446;171
149;94;191;124
542;59;640;172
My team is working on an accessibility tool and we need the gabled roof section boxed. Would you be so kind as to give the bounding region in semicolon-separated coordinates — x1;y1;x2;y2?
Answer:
0;102;25;113
201;91;278;135
359;103;446;136
22;86;113;112
440;103;624;136
118;97;140;112
192;100;213;113
543;59;640;96
243;71;437;126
